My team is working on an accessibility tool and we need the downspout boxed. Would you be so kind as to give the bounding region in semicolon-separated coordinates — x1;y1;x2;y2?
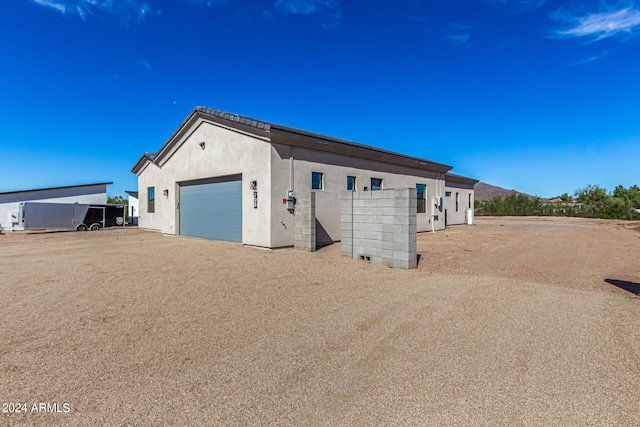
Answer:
289;146;294;194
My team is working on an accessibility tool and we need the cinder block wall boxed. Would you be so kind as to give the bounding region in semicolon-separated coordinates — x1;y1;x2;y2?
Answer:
294;192;316;251
341;188;417;269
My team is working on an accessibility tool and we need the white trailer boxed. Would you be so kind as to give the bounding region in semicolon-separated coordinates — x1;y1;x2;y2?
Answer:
18;202;125;231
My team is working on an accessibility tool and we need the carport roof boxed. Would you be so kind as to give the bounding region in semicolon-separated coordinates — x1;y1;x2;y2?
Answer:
0;182;112;196
133;106;454;175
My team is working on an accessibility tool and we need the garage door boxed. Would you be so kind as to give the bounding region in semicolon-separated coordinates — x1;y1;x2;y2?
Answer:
179;177;242;243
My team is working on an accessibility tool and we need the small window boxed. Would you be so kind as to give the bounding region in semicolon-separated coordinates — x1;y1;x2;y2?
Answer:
469;194;472;209
148;187;155;213
371;178;382;191
445;191;452;197
347;176;356;191
311;172;323;190
456;192;459;212
416;184;426;213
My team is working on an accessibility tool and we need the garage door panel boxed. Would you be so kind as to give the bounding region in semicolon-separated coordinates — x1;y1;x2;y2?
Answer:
179;178;242;243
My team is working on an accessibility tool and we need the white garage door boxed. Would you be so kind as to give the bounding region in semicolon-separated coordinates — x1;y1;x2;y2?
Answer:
179;177;242;243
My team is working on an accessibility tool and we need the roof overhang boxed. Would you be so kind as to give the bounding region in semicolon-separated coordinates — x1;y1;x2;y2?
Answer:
131;152;157;175
270;125;452;174
445;173;479;186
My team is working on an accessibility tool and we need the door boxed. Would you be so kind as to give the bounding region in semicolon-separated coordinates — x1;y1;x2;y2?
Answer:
179;177;242;243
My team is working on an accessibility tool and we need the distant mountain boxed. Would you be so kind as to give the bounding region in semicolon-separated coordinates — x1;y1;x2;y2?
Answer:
474;182;537;202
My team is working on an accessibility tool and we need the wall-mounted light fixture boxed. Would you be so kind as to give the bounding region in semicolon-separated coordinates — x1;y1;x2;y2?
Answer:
199;141;206;150
250;180;257;190
163;189;169;197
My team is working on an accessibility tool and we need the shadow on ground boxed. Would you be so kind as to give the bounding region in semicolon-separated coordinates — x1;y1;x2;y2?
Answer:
605;279;640;297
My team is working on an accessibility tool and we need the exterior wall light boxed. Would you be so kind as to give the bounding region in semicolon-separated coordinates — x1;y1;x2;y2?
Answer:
163;189;169;197
199;141;205;150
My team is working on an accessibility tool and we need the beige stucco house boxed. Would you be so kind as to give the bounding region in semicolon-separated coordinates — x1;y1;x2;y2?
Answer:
444;173;478;226
132;106;477;249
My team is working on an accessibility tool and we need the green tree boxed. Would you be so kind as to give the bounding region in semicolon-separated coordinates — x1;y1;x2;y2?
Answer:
574;185;610;217
107;195;128;204
614;185;640;209
559;193;572;202
612;185;640;219
476;184;640;220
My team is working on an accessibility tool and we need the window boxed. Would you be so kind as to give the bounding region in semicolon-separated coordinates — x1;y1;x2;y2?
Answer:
347;176;356;191
456;192;459;212
311;172;323;190
445;191;452;197
469;194;472;209
416;184;426;213
371;178;382;191
148;187;155;213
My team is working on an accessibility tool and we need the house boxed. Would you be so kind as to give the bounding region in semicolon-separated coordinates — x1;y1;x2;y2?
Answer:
444;173;479;226
132;106;476;249
125;191;139;225
0;182;111;231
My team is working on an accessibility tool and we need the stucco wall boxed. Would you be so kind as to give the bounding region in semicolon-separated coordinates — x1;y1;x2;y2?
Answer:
136;116;474;248
270;143;446;247
443;182;474;226
137;118;272;247
127;195;139;222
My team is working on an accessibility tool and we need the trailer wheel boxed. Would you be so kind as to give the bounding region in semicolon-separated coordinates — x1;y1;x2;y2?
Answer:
76;224;88;231
90;224;101;231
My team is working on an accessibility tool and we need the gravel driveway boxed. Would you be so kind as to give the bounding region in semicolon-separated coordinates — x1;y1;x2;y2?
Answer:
1;217;639;426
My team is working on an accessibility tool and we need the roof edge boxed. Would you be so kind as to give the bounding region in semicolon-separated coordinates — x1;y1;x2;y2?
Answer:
135;105;456;176
0;182;113;196
270;125;453;174
131;152;157;175
445;173;480;185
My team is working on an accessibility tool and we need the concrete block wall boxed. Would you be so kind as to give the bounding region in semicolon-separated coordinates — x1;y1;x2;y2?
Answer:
341;188;417;269
293;192;316;251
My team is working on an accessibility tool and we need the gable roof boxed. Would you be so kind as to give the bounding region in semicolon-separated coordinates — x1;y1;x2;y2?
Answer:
132;106;453;175
131;152;158;175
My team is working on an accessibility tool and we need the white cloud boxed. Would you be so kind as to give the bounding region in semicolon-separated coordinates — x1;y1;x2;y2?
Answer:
261;9;274;21
185;0;228;7
570;50;609;65
274;0;338;15
30;0;156;24
446;32;471;44
488;0;547;12
553;6;640;41
76;5;87;20
445;23;472;45
272;0;341;29
33;0;66;13
140;59;152;71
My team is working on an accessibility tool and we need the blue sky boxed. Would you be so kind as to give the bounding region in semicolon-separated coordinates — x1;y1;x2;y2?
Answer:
1;0;639;198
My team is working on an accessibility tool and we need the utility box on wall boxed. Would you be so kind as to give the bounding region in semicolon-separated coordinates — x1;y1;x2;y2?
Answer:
340;188;417;270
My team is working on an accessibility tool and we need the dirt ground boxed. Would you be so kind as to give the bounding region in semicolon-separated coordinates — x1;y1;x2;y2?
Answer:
0;217;639;426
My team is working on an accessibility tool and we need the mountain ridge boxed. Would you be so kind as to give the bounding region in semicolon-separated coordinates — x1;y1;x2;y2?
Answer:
474;182;538;202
